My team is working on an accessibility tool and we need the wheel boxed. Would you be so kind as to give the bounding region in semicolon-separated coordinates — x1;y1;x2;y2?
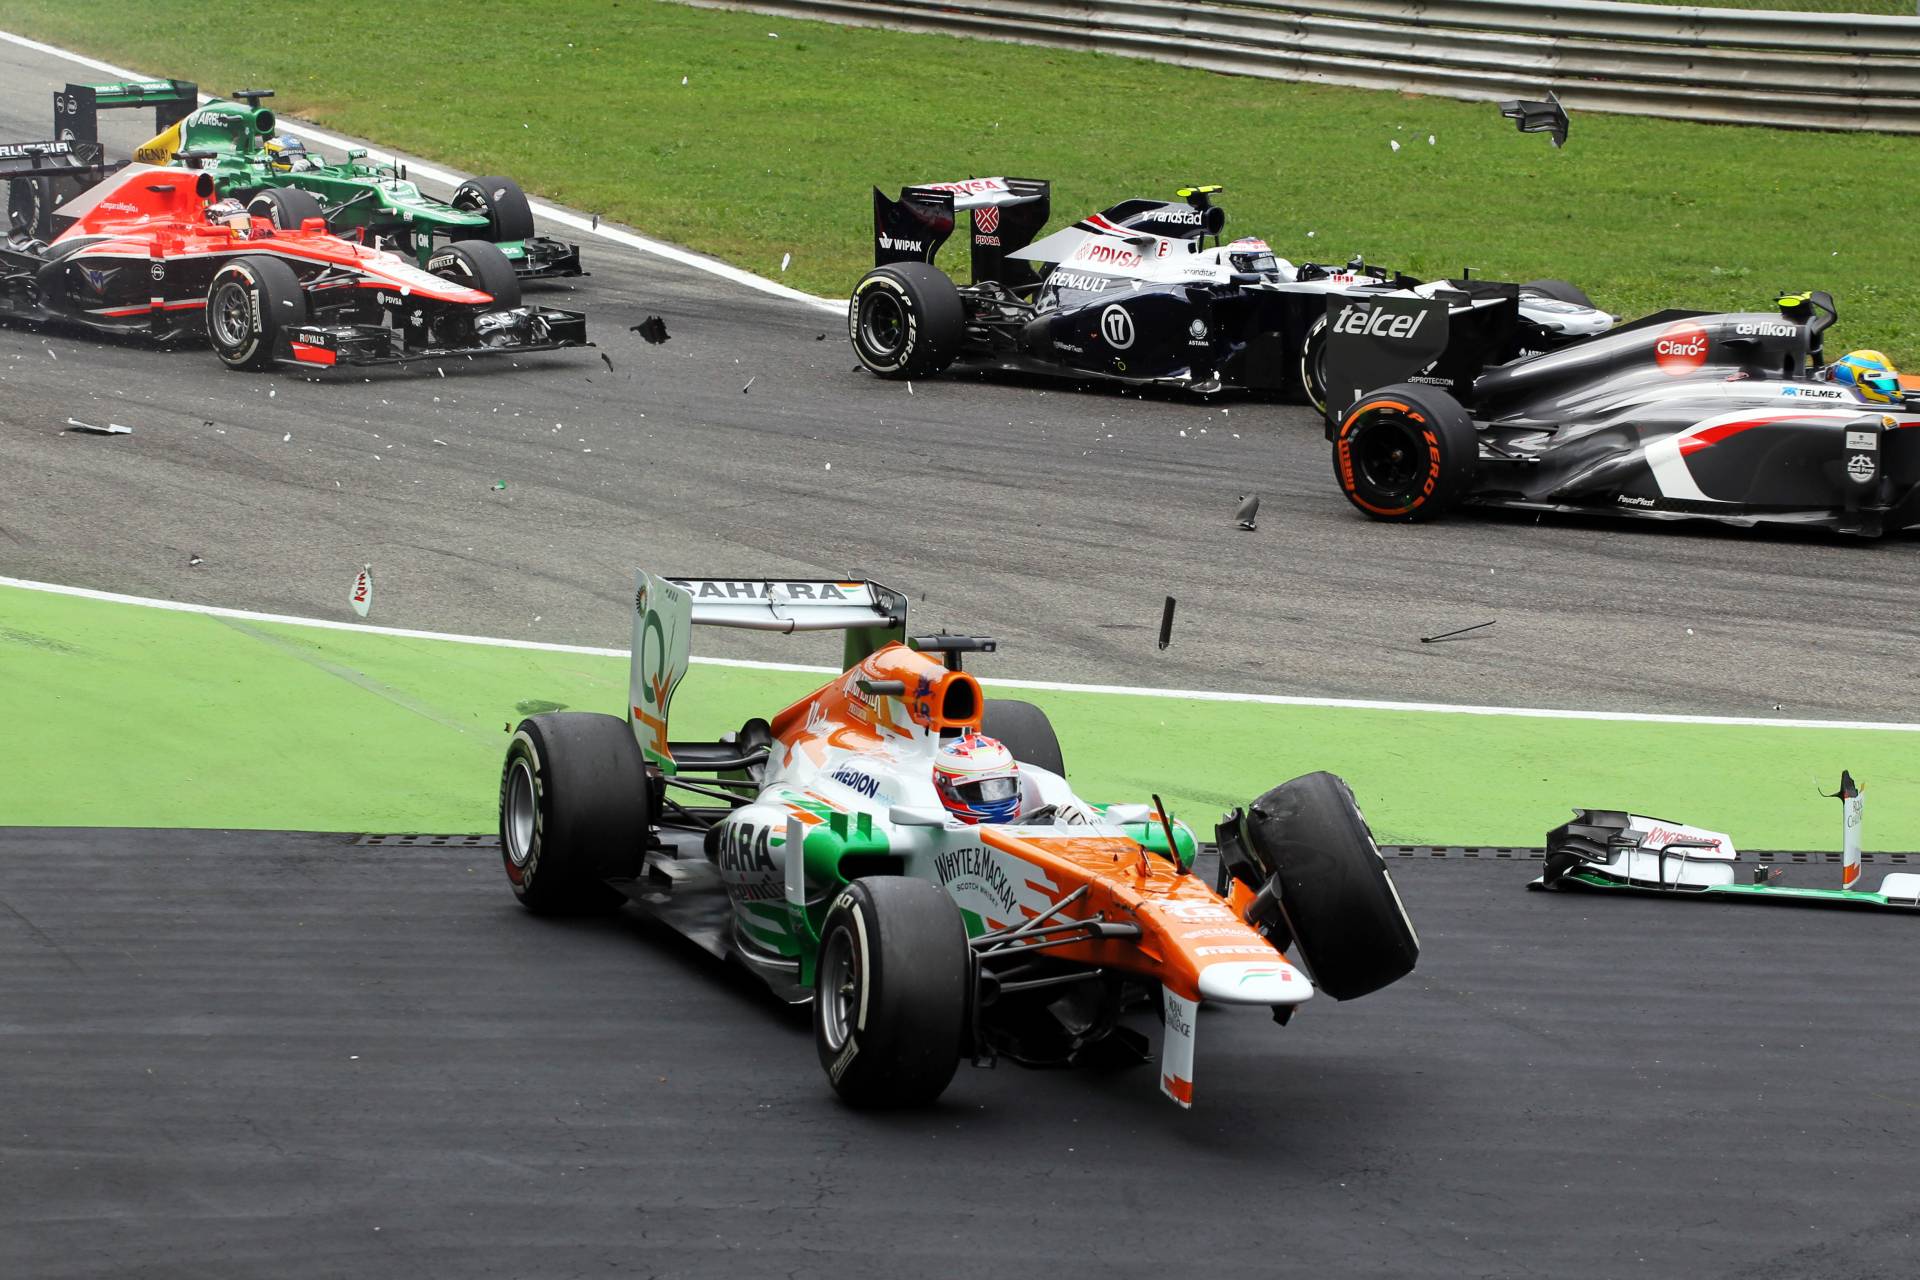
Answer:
451;175;536;243
814;876;970;1107
1240;771;1418;1000
848;262;965;379
498;712;648;915
427;238;521;310
1298;313;1330;418
980;699;1065;777
1522;278;1595;309
204;255;308;371
1332;382;1477;521
246;186;327;230
6;176;50;239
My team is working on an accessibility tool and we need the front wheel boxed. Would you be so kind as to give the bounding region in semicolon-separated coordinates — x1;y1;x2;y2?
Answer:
1298;313;1330;419
427;239;521;310
247;186;327;230
205;255;309;371
848;262;965;379
814;877;970;1107
1332;382;1478;521
451;175;536;243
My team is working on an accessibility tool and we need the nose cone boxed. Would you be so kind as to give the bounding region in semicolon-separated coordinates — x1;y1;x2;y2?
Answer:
1197;959;1313;1005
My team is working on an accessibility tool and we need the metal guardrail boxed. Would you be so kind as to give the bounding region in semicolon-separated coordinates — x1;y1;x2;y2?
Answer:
683;1;1920;133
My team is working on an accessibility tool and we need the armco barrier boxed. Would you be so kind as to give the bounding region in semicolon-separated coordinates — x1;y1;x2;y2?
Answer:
681;1;1920;133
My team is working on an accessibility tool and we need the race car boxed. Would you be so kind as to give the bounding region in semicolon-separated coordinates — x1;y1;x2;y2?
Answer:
1322;287;1920;536
497;572;1420;1109
0;160;588;370
46;79;583;280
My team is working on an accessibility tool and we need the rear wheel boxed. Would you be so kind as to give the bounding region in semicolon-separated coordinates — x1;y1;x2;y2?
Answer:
427;239;521;310
247;186;327;230
205;255;308;371
6;176;50;239
1298;313;1331;418
1522;278;1595;309
1240;771;1418;1000
814;877;970;1107
499;712;648;915
848;262;965;379
1332;382;1477;521
451;175;536;243
981;699;1065;777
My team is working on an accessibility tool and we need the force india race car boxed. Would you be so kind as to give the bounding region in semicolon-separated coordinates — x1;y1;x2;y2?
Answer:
498;573;1420;1109
1322;288;1920;537
36;79;582;280
847;175;1610;407
0;158;588;371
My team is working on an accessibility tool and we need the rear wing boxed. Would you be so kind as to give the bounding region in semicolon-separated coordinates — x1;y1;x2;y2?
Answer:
0;139;119;238
629;572;908;771
1320;286;1520;433
872;176;1050;291
56;79;199;146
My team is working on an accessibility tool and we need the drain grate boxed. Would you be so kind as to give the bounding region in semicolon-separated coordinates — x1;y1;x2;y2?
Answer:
356;833;499;848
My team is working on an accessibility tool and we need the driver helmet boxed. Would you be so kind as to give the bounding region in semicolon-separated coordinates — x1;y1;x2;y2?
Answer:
1226;236;1278;276
263;134;308;171
932;733;1021;825
1831;350;1901;404
205;198;252;236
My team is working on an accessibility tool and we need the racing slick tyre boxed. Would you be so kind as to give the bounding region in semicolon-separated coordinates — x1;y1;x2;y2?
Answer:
246;187;327;230
1298;314;1331;419
814;876;970;1108
1241;771;1418;1001
1332;382;1477;522
205;255;309;372
499;712;647;916
1522;278;1595;309
849;262;964;379
428;239;522;311
981;699;1065;778
451;175;537;244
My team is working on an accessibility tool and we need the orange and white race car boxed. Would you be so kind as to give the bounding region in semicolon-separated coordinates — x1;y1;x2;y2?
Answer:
498;573;1419;1109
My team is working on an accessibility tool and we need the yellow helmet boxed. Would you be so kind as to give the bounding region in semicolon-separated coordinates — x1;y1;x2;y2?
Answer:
262;134;307;171
1831;350;1900;404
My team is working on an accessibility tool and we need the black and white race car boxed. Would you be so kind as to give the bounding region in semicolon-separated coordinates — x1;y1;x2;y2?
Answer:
1322;289;1920;537
846;176;1610;408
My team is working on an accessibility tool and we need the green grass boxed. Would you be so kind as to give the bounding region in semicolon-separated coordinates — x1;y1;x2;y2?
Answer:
4;584;1915;851
4;0;1918;363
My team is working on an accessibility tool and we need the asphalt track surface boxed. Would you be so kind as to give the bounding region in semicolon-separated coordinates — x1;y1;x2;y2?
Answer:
2;39;1917;723
4;826;1917;1280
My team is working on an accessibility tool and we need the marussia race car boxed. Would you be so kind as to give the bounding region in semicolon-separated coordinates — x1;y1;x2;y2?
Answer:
1321;286;1920;536
847;175;1610;408
0;156;588;371
498;573;1420;1109
36;79;582;280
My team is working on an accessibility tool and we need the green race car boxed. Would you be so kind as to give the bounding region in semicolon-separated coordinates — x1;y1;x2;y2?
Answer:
57;79;582;280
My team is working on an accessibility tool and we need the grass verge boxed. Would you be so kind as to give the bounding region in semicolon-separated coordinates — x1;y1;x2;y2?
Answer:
3;584;1913;850
2;0;1917;362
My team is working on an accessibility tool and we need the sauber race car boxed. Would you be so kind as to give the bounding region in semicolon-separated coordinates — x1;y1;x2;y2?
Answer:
0;160;588;370
40;79;582;280
499;573;1419;1109
1322;287;1920;536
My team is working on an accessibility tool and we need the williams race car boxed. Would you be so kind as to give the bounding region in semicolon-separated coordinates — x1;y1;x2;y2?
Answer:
0;160;588;370
847;176;1610;407
499;572;1419;1109
1323;288;1920;536
42;79;582;280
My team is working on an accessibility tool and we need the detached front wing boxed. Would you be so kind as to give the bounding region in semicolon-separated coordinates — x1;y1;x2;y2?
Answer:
279;306;589;368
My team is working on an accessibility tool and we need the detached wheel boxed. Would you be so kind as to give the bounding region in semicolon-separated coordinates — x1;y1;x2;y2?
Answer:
848;262;964;379
451;175;537;243
428;238;521;310
1523;278;1595;309
499;712;648;915
1241;771;1418;1000
205;254;308;371
247;186;327;230
981;699;1065;777
1332;382;1477;521
1298;313;1331;418
814;877;969;1107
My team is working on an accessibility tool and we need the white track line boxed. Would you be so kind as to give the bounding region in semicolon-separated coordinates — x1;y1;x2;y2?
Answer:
0;28;846;314
7;576;1917;732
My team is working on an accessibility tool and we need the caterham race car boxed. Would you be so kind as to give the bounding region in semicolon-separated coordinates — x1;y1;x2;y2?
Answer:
499;573;1419;1109
0;157;588;370
1321;287;1920;536
42;78;582;279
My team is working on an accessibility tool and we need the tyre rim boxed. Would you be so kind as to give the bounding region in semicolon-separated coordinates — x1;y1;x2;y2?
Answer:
1350;411;1425;500
1303;322;1328;416
859;292;907;357
504;757;536;868
818;926;859;1052
208;280;253;348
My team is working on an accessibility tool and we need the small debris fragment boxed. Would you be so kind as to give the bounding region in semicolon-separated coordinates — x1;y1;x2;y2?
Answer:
780;252;791;272
742;376;755;393
815;333;826;341
599;352;614;373
282;432;291;443
350;565;373;618
1420;620;1495;644
188;554;204;568
64;418;130;435
1157;597;1176;651
681;76;688;86
1390;139;1401;152
1235;494;1260;531
492;480;507;491
591;213;600;230
631;316;671;344
1428;134;1437;145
